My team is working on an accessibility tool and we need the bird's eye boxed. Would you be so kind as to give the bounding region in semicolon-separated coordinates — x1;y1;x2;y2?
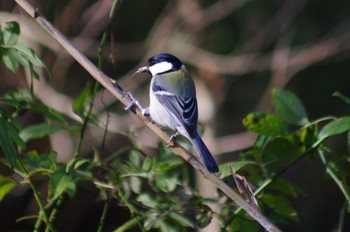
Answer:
149;60;156;66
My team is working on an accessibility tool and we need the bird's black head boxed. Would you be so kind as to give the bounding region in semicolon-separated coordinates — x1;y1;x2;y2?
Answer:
147;53;184;76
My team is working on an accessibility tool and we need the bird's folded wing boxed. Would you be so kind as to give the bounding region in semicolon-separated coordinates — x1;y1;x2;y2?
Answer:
153;84;198;137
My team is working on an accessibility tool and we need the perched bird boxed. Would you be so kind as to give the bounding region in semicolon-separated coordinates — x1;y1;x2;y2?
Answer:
127;53;219;173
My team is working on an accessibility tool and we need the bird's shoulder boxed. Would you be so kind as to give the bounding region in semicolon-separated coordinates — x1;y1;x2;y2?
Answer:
153;69;195;98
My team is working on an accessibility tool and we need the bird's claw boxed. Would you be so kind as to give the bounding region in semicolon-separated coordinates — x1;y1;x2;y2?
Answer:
124;92;137;110
124;92;150;117
124;92;143;111
166;132;179;147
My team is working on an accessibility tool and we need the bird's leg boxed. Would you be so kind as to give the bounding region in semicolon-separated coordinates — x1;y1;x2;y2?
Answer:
124;92;150;117
166;131;179;147
124;92;142;111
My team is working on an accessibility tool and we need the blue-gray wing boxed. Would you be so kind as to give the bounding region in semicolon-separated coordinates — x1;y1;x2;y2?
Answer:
153;84;198;137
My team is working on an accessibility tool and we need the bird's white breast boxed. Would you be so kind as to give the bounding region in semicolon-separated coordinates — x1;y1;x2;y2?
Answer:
149;91;173;129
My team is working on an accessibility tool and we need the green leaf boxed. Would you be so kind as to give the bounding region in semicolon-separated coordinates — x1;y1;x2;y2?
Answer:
1;48;19;72
136;194;158;208
1;88;32;106
319;117;350;140
29;102;67;125
219;161;257;178
0;176;16;201
73;83;92;117
73;158;90;169
142;156;154;172
19;123;61;142
25;151;57;172
129;176;141;194
272;89;308;125
268;179;303;198
29;61;39;80
0;117;19;169
119;162;145;178
154;220;177;232
3;22;20;45
168;212;194;228
232;217;261;232
155;175;178;192
242;113;288;136
12;42;45;67
129;150;141;166
295;126;318;152
156;158;183;171
3;115;25;148
1;22;46;76
48;171;76;200
262;137;299;174
1;89;67;125
261;194;298;221
252;134;268;150
144;211;159;230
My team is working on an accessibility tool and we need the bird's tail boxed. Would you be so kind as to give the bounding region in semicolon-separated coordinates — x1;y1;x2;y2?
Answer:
190;132;219;173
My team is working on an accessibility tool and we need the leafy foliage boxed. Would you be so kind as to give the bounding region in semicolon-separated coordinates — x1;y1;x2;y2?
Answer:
236;88;350;230
272;89;309;126
0;22;46;79
0;176;16;202
242;113;288;136
0;110;24;169
1;20;350;232
318;117;350;140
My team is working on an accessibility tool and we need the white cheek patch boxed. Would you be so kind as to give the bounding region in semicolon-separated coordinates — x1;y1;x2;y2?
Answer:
149;62;173;76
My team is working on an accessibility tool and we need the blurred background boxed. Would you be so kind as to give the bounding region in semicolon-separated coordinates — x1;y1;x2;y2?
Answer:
1;0;350;231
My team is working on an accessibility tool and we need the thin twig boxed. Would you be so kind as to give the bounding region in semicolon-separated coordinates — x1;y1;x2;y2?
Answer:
96;1;121;231
14;1;282;231
45;195;64;232
336;201;348;232
98;0;121;154
97;200;110;232
318;147;350;204
74;0;120;158
17;159;55;232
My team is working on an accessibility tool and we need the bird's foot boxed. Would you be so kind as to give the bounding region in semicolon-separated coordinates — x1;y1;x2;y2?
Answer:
124;92;141;110
166;132;179;147
124;92;150;116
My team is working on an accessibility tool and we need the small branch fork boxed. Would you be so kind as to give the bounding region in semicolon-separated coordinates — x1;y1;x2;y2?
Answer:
14;0;281;231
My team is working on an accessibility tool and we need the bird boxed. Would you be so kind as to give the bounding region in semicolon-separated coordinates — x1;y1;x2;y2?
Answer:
127;53;219;173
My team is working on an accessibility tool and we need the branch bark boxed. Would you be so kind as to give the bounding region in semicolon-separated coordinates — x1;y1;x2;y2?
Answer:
14;0;282;231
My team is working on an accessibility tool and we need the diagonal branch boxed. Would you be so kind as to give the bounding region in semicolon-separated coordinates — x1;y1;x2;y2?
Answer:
14;0;281;231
